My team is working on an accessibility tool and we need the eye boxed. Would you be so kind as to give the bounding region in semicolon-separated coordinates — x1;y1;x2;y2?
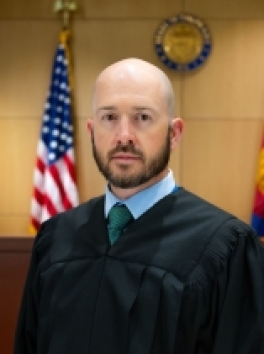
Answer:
135;113;151;122
102;113;117;121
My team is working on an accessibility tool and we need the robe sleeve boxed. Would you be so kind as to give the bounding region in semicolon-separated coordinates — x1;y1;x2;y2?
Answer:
14;238;39;354
14;218;56;354
177;219;264;354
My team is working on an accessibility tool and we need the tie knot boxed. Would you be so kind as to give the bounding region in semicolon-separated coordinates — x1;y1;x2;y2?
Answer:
108;204;133;230
108;205;133;245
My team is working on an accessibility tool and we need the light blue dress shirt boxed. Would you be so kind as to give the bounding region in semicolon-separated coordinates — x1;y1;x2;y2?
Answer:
105;169;177;219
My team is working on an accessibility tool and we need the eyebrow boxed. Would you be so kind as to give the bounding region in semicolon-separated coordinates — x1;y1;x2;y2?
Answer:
96;106;116;114
132;106;156;112
96;106;156;114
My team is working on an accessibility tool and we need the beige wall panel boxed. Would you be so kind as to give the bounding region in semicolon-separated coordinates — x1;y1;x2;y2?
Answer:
0;118;40;216
183;20;264;120
82;0;181;18
186;0;264;18
0;0;181;19
73;20;182;118
181;119;262;223
0;216;33;236
169;148;181;184
0;0;55;18
0;21;61;117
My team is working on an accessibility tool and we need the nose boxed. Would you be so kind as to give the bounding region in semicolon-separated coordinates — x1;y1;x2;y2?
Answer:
116;117;135;145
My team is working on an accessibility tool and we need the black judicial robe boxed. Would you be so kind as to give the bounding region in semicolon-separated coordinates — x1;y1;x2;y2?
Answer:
14;188;264;354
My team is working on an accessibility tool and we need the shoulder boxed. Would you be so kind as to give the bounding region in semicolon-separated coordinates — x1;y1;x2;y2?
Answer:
34;195;104;270
167;188;261;280
175;188;261;286
174;187;248;235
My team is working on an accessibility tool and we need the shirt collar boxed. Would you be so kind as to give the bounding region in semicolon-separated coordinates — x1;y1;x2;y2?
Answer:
105;169;177;219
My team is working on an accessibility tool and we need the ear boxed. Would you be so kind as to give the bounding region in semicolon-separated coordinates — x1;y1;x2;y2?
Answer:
170;117;184;151
86;118;93;136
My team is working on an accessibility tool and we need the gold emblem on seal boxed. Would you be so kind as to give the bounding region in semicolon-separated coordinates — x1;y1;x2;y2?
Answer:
155;14;212;71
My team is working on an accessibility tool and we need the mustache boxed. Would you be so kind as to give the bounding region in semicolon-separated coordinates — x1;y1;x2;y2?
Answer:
108;144;144;160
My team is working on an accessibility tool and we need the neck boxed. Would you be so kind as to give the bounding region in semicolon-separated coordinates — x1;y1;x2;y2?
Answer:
109;169;169;200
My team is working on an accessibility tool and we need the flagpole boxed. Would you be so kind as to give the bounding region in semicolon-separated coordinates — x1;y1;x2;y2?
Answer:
54;0;77;29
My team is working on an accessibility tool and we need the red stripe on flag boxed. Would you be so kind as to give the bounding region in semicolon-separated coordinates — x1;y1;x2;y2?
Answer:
63;153;76;182
33;187;44;206
44;193;58;216
49;164;73;209
36;157;45;174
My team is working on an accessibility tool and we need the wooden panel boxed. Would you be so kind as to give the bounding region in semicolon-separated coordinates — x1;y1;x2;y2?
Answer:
0;216;34;237
0;237;33;354
0;0;54;18
2;0;264;20
0;0;182;19
183;20;264;120
82;0;181;18
0;119;40;215
181;119;262;223
186;0;264;18
170;148;182;185
0;21;60;117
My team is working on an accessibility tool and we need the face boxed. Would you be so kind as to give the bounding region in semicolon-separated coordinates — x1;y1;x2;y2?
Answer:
87;64;183;194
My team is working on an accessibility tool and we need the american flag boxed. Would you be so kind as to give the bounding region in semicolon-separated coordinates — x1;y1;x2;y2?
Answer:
30;30;79;233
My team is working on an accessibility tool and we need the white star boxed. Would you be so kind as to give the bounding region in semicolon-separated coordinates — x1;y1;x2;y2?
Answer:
52;129;60;137
50;141;58;148
49;152;56;161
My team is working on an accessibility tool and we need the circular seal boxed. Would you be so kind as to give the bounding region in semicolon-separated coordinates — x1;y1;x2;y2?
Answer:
154;13;212;72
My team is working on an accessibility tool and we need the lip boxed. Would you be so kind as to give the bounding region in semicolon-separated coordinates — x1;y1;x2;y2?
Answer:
112;154;140;161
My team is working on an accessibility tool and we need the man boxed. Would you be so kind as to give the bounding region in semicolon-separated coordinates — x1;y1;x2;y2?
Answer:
15;58;264;354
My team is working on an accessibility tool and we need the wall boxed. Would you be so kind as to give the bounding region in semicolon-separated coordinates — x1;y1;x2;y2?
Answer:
1;0;264;236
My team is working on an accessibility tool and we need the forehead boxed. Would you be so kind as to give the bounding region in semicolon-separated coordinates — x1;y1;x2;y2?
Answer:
92;69;167;111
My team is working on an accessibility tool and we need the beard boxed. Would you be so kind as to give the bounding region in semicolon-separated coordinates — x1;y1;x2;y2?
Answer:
91;127;171;189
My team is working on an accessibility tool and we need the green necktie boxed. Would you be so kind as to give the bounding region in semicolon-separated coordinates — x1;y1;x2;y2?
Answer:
108;204;133;245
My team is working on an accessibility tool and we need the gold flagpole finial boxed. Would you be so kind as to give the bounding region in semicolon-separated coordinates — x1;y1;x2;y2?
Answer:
54;0;77;29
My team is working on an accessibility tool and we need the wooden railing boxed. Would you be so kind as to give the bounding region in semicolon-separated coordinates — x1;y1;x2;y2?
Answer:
0;237;34;354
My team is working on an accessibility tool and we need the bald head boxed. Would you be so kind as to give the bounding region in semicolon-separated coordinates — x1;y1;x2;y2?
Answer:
91;58;176;118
